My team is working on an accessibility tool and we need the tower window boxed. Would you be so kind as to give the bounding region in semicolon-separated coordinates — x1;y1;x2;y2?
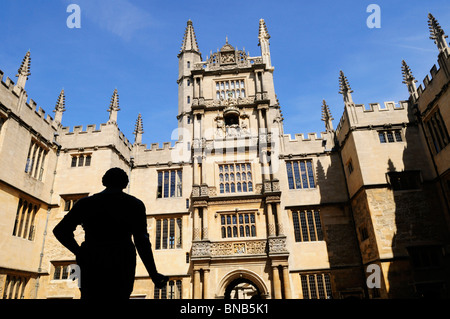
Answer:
219;163;253;194
215;80;245;100
12;199;39;241
220;212;256;238
292;210;323;242
154;279;182;299
25;139;48;181
187;61;190;68
157;169;182;198
155;217;182;250
300;273;332;299
286;160;316;189
425;107;449;153
378;130;403;143
70;154;92;168
2;275;28;299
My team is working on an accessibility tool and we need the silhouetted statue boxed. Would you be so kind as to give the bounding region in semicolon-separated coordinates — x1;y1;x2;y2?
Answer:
53;167;168;299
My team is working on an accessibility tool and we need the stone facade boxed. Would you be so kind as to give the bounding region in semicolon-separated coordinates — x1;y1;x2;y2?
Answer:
0;16;449;299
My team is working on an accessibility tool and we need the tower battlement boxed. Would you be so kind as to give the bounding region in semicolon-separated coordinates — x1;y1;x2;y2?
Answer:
416;55;450;105
282;131;334;155
59;122;133;155
0;68;57;143
336;100;410;134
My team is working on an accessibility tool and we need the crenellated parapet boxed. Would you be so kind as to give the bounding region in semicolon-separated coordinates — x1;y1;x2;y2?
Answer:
59;123;133;163
132;140;189;167
281;131;335;155
0;69;58;146
414;55;450;114
335;100;411;145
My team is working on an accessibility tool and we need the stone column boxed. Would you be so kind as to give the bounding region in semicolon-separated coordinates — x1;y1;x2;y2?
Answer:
272;266;282;299
193;156;201;185
193;269;201;299
267;203;275;237
203;269;210;299
275;202;284;235
282;265;292;299
202;207;208;240
193;208;201;240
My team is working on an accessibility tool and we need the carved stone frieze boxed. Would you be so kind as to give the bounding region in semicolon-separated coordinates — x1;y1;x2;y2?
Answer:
191;241;211;257
207;240;267;257
268;237;288;254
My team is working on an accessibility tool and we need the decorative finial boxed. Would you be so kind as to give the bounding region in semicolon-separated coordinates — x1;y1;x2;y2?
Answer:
321;100;334;121
55;89;66;112
401;60;418;99
15;51;31;89
108;88;120;112
133;113;144;144
401;60;417;84
338;70;353;94
180;19;200;53
53;89;66;123
321;99;334;131
258;18;270;40
134;113;144;135
428;13;449;53
339;70;354;104
107;89;120;124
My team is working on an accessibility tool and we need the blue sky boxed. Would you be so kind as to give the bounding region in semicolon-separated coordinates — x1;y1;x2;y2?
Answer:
0;0;449;146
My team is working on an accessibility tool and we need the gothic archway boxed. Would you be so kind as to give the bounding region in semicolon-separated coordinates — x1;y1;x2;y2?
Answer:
216;269;269;299
225;278;261;299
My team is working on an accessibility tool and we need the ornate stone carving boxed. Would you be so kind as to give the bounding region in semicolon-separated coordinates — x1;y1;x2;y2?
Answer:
220;52;236;64
208;187;217;197
191;241;211;257
268;237;288;254
192;186;200;197
206;240;267;257
272;180;280;191
200;185;209;197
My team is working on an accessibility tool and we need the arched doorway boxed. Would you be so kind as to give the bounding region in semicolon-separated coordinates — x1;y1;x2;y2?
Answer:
225;278;261;299
216;269;269;299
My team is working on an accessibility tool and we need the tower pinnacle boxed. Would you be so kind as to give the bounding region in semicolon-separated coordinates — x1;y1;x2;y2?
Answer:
53;89;66;124
258;19;272;69
134;113;144;145
16;51;31;89
338;70;354;104
107;89;120;124
180;19;200;54
401;60;418;100
428;13;449;54
321;99;334;131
